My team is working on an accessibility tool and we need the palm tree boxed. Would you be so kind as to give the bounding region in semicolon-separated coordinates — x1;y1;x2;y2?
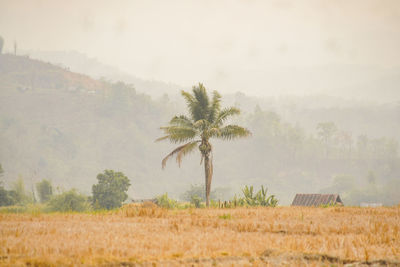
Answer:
157;83;251;207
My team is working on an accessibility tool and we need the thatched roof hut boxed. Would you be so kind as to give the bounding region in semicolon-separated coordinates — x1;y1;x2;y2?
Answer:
291;194;343;207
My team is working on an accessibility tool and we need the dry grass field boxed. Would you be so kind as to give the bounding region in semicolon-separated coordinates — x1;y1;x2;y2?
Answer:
1;205;399;266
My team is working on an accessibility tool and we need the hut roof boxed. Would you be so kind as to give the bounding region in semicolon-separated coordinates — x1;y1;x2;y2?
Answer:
291;194;343;207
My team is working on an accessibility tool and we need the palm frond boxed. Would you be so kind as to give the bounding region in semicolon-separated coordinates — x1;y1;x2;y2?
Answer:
159;126;197;143
162;141;200;168
208;90;221;123
207;127;221;138
181;90;197;120
170;115;194;127
176;142;199;167
155;135;170;142
191;83;210;121
216;124;251;140
213;107;241;127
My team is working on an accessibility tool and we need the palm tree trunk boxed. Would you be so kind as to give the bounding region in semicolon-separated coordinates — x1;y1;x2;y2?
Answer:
204;153;212;207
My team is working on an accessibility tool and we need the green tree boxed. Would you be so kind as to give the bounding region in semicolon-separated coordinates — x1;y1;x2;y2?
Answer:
47;189;89;212
36;179;53;203
0;187;16;206
157;83;251;207
181;184;205;202
317;122;337;156
181;184;218;202
91;170;130;210
286;124;305;158
11;177;32;205
356;134;369;159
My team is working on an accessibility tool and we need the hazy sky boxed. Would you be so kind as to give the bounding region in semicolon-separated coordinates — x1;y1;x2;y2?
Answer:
1;0;400;95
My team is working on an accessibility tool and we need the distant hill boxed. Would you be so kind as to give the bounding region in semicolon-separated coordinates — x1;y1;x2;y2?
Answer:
0;54;108;92
0;53;188;199
23;50;183;97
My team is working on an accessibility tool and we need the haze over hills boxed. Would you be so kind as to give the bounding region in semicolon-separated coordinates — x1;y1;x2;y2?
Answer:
2;1;400;101
21;50;400;141
23;50;400;104
22;50;183;97
1;53;399;205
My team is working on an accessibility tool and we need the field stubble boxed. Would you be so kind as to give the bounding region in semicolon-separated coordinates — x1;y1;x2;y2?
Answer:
0;205;399;266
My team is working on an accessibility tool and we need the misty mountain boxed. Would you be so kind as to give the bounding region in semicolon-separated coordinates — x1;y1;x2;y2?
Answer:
24;50;400;104
0;54;399;205
20;50;400;142
23;50;183;97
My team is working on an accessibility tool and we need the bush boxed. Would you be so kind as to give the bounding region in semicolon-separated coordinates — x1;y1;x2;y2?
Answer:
190;195;202;208
47;189;90;212
156;193;177;209
0;205;27;213
0;203;45;214
181;184;222;202
0;187;17;206
181;184;206;202
92;170;130;210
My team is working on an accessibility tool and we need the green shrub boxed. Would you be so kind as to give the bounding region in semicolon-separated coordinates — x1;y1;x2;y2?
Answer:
190;195;202;208
0;203;45;214
181;184;221;203
181;184;205;202
156;193;177;209
0;187;17;206
46;189;90;212
0;205;27;213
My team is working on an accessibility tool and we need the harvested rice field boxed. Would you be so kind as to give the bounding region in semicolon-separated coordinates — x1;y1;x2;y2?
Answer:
1;205;399;266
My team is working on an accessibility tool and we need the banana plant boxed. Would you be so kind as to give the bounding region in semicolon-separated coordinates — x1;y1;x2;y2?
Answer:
240;185;278;207
268;195;278;207
256;185;268;206
242;185;257;206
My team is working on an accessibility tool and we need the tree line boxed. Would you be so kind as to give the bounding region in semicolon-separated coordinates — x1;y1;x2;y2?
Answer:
1;73;398;205
0;168;130;211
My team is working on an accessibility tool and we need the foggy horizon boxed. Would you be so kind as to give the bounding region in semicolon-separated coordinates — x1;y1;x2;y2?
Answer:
1;0;400;98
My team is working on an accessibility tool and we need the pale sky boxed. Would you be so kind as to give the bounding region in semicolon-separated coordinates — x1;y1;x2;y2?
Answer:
1;0;400;95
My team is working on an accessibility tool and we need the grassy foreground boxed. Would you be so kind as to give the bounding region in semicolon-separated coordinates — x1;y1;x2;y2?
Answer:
1;205;399;266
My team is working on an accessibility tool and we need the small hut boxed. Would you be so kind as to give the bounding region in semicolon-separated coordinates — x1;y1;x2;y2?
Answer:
291;194;343;207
